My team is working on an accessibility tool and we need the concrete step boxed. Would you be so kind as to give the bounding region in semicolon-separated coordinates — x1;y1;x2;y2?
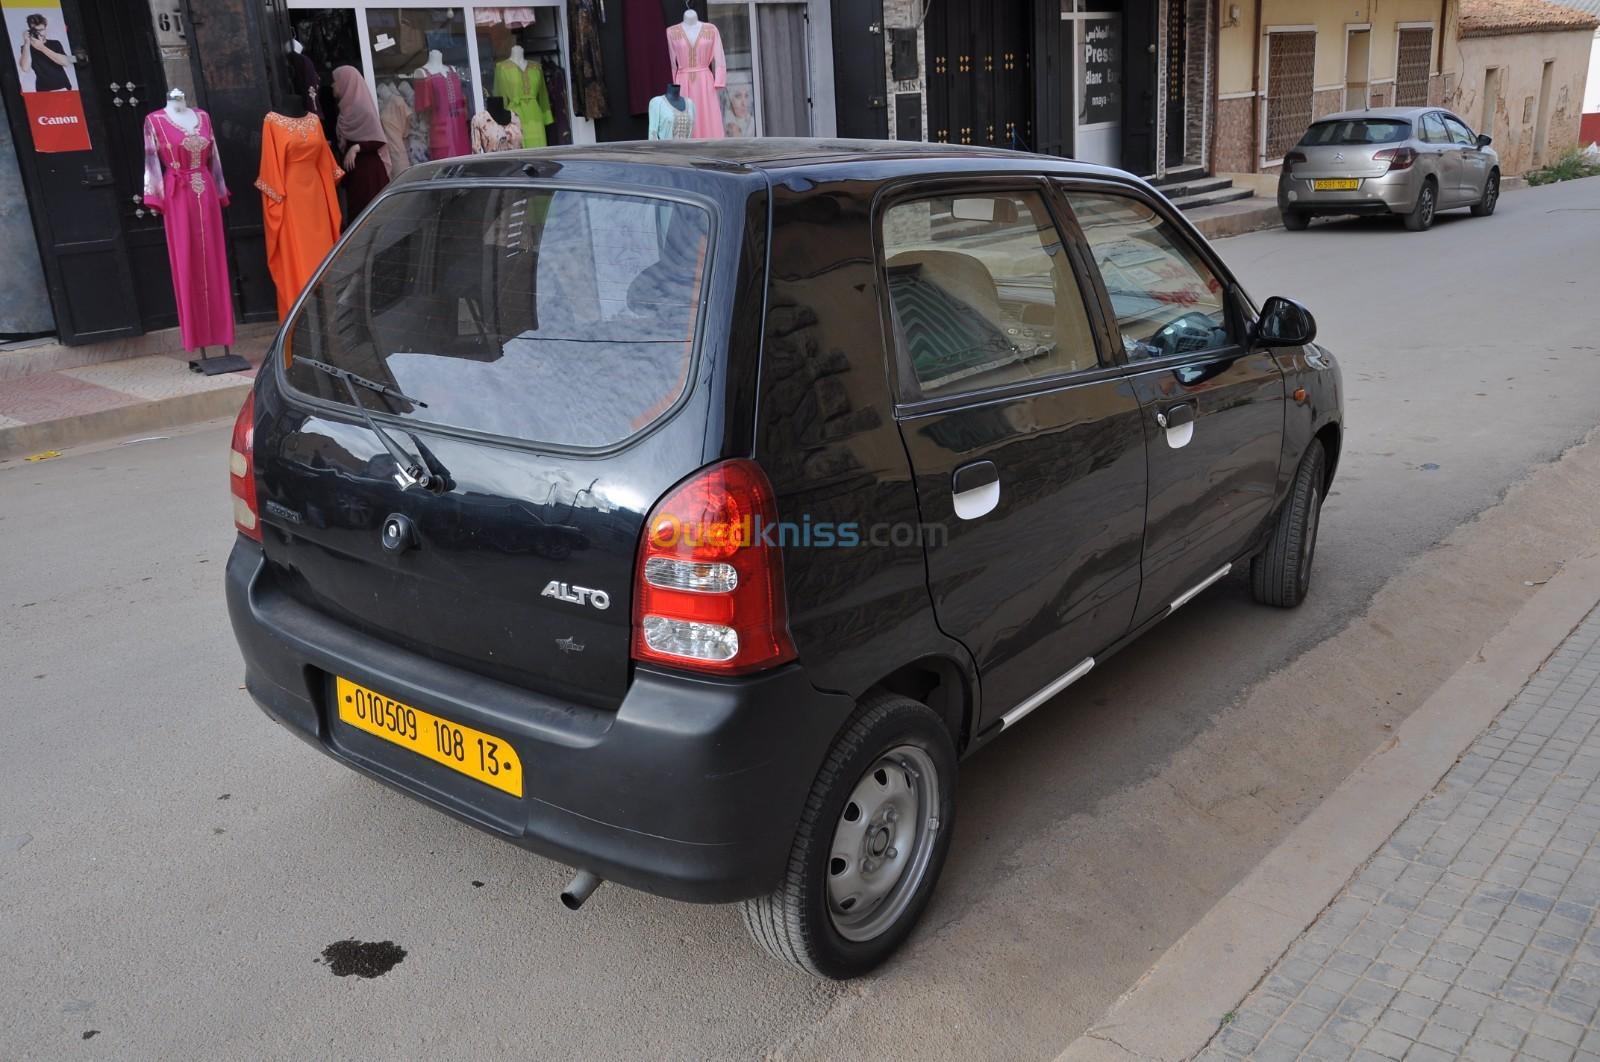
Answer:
1168;186;1257;211
1149;164;1208;188
1157;175;1236;200
0;320;277;384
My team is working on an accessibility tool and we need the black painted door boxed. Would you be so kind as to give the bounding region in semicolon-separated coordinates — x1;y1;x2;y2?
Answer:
80;0;180;332
1120;0;1157;174
0;0;141;343
830;0;886;138
925;0;1031;149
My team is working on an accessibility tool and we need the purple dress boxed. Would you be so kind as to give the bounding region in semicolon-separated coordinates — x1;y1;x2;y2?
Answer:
414;70;471;160
142;109;235;351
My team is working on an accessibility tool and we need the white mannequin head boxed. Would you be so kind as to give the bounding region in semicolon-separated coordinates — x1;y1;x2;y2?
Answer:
427;49;444;69
166;88;188;113
682;7;699;26
510;44;525;63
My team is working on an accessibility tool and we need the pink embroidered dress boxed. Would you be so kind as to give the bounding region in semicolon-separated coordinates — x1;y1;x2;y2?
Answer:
414;70;471;159
666;23;727;138
142;108;234;350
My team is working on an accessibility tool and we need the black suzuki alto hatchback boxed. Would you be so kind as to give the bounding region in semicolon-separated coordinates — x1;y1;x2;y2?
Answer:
227;139;1342;979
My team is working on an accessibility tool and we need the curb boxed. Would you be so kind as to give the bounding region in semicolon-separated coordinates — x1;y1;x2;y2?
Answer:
1055;548;1600;1062
0;383;251;461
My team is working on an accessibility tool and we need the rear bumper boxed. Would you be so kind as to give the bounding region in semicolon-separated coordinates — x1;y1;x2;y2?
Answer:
225;538;856;903
1278;169;1419;215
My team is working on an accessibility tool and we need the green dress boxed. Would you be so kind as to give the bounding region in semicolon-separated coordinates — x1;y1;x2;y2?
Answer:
493;60;553;148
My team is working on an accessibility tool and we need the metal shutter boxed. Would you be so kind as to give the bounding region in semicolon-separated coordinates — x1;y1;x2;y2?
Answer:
1395;28;1433;106
1265;31;1315;161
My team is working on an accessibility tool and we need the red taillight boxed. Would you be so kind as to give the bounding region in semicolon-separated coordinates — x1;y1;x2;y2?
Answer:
631;459;797;675
229;392;261;541
1373;146;1417;172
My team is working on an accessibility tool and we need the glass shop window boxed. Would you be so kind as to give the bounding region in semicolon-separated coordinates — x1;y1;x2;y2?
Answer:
707;2;812;137
367;8;472;163
474;7;569;147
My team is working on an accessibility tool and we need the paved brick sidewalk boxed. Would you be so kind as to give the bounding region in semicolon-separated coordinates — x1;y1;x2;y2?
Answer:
1199;606;1600;1062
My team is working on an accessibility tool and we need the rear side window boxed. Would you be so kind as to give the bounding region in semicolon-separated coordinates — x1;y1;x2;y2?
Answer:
1419;112;1448;144
1299;119;1410;145
881;190;1100;400
284;186;711;449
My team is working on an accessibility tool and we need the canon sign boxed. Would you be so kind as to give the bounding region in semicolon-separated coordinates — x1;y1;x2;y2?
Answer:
37;114;80;126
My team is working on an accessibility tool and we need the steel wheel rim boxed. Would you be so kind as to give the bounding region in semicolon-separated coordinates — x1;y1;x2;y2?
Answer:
826;745;941;942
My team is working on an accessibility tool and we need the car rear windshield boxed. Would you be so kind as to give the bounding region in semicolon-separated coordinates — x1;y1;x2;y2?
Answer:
1299;119;1411;146
282;185;711;449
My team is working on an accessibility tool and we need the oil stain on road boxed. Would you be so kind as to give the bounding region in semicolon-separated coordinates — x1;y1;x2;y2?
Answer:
319;940;406;979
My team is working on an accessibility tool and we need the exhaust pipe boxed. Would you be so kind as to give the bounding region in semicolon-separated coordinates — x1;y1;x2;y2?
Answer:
560;869;603;910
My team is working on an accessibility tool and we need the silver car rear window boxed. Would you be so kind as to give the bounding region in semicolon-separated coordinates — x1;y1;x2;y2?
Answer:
282;185;711;450
1299;119;1410;146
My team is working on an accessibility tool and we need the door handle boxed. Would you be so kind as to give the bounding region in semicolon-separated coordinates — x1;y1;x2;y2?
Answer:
1157;402;1196;449
951;460;1000;520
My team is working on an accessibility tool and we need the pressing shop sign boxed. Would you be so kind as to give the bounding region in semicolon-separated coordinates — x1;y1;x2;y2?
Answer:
5;0;92;153
1081;16;1122;127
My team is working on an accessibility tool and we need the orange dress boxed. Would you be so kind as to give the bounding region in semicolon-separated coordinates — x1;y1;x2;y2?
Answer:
255;112;344;319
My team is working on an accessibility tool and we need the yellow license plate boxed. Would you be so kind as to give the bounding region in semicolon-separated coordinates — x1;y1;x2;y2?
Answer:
1313;179;1360;191
336;677;523;797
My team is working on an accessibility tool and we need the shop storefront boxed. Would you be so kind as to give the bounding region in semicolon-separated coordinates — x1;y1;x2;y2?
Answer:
0;0;834;346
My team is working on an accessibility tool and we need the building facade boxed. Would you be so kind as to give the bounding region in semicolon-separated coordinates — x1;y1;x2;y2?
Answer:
1452;0;1600;172
1212;0;1462;174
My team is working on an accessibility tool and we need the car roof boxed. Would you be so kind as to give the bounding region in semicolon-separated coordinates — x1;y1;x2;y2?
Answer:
1311;106;1445;123
405;137;1137;184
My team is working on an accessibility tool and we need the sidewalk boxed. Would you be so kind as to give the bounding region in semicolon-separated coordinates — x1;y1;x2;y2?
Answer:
1197;606;1600;1062
0;328;270;460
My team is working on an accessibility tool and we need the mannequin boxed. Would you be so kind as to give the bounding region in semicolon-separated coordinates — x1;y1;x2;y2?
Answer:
144;89;246;371
666;7;725;137
647;83;695;140
472;95;523;153
414;50;469;158
494;43;553;147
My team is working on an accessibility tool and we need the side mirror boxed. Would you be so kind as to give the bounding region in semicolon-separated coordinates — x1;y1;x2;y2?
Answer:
1477;133;1493;148
1253;296;1317;348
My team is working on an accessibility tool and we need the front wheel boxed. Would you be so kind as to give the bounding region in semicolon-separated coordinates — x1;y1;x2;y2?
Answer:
1251;440;1326;608
741;693;957;979
1471;171;1500;217
1404;180;1437;231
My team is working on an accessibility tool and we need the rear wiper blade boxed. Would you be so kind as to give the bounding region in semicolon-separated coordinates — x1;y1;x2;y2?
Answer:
296;356;428;409
295;357;445;492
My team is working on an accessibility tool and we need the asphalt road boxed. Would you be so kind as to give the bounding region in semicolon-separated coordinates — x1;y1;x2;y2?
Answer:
4;177;1599;1061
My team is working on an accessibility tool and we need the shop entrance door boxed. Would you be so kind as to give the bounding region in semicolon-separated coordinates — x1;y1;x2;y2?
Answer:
924;0;1031;148
78;0;182;332
0;0;144;343
1063;5;1122;167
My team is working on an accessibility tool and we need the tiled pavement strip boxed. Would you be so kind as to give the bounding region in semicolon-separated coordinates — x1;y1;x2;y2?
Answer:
1199;607;1600;1062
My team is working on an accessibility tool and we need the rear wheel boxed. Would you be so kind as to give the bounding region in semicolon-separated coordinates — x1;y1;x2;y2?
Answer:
741;693;957;979
1251;440;1325;608
1404;179;1437;231
1282;209;1311;232
1471;171;1500;217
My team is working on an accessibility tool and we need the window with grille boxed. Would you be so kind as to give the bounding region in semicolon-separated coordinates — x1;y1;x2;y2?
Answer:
1265;31;1315;161
1395;27;1433;106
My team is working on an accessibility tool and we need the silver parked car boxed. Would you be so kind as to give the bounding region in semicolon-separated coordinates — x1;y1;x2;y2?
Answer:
1278;107;1500;232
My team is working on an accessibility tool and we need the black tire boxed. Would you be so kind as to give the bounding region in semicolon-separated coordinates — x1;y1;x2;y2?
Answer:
1250;440;1326;608
1471;170;1500;217
1282;209;1311;232
1403;179;1437;231
741;693;957;979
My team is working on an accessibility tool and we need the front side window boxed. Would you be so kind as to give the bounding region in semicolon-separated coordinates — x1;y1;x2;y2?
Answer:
881;190;1100;400
1441;114;1476;145
284;186;711;449
1065;192;1229;360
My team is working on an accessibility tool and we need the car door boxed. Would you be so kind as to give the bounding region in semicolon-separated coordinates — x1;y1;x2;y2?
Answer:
1442;112;1489;202
1418;111;1463;204
1059;185;1285;628
882;181;1149;726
